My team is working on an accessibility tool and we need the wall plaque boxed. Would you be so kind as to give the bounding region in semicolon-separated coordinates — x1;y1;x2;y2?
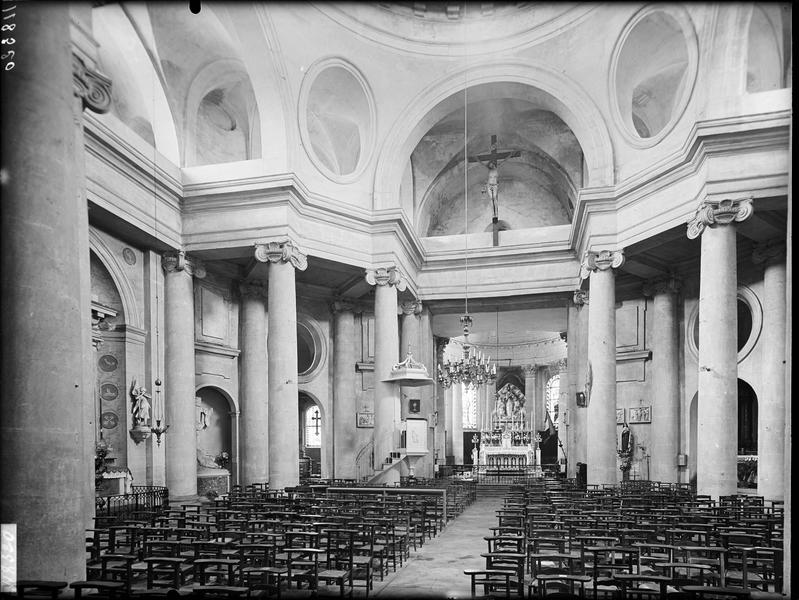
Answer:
100;383;119;401
98;354;118;372
356;412;374;428
101;411;119;429
628;406;652;424
122;247;137;265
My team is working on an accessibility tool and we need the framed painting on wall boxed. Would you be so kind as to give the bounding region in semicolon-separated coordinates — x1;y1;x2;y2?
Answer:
356;412;374;428
629;406;652;424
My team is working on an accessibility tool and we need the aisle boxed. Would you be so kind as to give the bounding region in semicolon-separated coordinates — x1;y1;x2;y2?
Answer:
371;494;504;599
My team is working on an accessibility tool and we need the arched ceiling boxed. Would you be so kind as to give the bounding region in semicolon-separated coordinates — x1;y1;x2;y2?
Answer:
412;89;583;237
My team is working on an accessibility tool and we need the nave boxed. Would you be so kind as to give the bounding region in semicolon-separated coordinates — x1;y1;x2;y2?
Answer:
5;476;784;599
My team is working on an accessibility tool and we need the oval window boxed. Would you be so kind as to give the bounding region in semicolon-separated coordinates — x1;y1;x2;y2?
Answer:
612;7;697;144
300;60;375;181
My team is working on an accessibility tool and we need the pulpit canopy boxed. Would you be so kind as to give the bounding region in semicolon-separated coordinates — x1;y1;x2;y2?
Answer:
382;349;434;387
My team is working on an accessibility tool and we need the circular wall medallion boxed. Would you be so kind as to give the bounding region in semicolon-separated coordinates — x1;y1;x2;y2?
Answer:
100;382;119;401
101;411;119;429
98;354;118;372
122;247;137;265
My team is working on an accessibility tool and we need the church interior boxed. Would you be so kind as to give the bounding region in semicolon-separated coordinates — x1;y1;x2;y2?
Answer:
0;2;792;598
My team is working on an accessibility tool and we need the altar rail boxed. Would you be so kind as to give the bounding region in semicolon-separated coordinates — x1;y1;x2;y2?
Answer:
94;485;169;525
325;486;449;522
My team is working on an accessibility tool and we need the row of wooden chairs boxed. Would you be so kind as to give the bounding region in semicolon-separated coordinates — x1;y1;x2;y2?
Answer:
465;477;784;600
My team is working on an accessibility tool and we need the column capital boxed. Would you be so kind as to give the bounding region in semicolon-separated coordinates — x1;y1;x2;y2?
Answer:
579;249;625;279
365;265;407;291
254;240;308;271
642;275;682;297
686;197;754;240
522;364;537;378
399;299;422;316
72;54;112;114
238;280;268;300
573;289;589;306
330;298;364;315
752;240;786;266
162;250;206;278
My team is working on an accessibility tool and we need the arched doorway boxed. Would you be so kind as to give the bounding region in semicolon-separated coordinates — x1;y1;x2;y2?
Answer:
195;386;234;491
737;379;758;489
299;392;323;480
688;379;758;490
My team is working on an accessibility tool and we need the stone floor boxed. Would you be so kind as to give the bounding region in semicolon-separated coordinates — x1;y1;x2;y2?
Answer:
368;493;504;599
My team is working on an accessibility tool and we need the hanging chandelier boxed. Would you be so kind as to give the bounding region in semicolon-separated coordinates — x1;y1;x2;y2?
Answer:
435;70;496;390
437;316;496;389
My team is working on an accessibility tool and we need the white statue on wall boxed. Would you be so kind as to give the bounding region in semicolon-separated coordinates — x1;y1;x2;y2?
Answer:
130;379;151;427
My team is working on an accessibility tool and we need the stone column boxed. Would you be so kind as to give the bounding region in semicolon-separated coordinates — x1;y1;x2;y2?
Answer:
365;266;405;472
523;365;537;432
238;281;268;485
451;383;465;464
557;358;568;467
255;241;308;491
418;306;435;477
643;277;681;483
332;300;358;480
434;337;450;466
581;249;625;487
570;291;589;477
687;197;753;498
162;251;205;499
399;299;422;419
444;386;454;461
753;241;787;501
1;4;113;581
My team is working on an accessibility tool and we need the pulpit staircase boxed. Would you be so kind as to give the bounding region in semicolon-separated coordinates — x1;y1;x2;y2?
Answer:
355;440;407;485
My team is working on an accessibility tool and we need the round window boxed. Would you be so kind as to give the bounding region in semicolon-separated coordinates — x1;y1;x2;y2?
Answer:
687;286;762;363
296;317;327;383
297;323;315;375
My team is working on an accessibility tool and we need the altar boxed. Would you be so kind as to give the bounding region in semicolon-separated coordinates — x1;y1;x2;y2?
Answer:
476;383;541;475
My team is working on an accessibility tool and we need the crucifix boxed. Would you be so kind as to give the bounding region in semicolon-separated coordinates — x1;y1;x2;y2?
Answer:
467;135;521;246
311;408;321;435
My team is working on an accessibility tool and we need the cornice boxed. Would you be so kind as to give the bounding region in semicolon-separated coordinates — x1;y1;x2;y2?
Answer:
84;113;183;205
195;341;240;359
569;110;790;253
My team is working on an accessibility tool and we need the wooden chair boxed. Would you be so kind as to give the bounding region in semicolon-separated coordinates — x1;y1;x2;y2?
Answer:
316;528;355;597
14;580;67;599
534;574;592;599
68;580;125;599
464;569;516;600
613;574;672;600
725;546;783;597
480;552;525;597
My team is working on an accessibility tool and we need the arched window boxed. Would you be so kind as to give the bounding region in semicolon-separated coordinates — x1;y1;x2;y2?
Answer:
545;374;560;429
462;383;478;430
304;406;321;448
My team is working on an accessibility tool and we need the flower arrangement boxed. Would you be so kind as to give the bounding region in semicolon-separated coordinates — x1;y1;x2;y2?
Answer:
215;450;230;469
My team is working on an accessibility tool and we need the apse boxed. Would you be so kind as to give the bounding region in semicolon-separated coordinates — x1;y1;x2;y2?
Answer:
412;87;582;237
